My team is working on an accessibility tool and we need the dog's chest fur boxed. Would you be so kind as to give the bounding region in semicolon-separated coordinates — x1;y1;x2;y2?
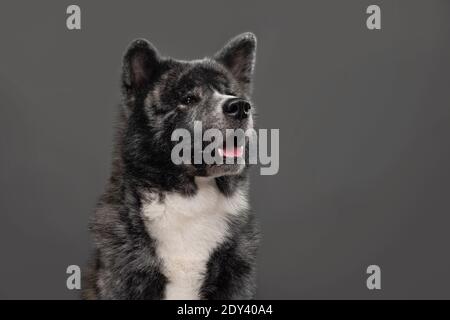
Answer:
142;177;247;300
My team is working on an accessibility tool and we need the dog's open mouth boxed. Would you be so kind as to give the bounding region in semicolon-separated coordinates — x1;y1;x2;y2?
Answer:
217;145;244;158
217;136;245;159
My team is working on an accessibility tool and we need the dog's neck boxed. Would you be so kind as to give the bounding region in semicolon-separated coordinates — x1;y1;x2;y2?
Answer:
140;176;249;299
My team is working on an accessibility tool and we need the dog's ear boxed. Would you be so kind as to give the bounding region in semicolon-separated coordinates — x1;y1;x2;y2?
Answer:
214;32;257;95
122;39;160;94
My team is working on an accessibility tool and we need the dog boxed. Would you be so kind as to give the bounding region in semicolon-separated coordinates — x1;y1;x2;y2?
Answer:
83;33;260;300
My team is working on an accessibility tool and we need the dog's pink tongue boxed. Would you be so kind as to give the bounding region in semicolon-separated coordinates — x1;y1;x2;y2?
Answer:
223;146;243;157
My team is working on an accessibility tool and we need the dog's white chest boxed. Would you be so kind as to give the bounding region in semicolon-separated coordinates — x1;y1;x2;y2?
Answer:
142;178;247;300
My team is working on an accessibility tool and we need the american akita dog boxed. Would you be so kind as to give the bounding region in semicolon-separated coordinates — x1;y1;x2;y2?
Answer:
83;33;260;300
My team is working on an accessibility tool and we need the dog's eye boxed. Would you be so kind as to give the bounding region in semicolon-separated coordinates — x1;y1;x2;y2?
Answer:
181;94;199;106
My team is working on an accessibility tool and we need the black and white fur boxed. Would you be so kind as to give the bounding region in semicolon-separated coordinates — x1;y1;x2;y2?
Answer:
83;33;260;300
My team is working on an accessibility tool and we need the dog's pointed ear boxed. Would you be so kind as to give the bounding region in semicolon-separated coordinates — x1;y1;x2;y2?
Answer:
214;32;257;94
122;39;160;94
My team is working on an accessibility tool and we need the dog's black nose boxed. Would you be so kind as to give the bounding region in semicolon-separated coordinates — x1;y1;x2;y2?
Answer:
223;98;251;120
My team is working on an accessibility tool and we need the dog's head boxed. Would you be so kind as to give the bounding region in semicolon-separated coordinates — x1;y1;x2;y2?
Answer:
120;33;257;179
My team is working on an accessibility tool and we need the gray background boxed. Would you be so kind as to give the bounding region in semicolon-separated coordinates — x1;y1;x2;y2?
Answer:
0;0;449;299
